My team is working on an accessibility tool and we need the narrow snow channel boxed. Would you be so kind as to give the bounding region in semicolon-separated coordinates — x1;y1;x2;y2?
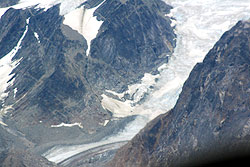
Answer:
43;0;250;163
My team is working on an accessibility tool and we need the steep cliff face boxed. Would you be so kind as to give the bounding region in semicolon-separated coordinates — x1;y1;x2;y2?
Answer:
110;20;250;167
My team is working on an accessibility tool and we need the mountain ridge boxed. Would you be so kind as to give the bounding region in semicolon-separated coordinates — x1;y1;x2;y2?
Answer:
109;19;250;167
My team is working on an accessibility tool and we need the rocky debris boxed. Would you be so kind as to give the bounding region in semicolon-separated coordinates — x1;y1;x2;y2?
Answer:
109;20;250;167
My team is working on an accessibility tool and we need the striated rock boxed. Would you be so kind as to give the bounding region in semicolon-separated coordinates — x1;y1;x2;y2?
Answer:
109;20;250;167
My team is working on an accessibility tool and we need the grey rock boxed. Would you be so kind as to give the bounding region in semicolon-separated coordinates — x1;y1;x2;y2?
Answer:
0;0;18;8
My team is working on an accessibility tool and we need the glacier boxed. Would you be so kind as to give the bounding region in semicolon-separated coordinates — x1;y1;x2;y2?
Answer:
43;0;250;164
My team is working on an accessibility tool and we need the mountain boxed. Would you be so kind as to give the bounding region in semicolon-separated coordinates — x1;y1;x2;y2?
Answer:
109;20;250;167
0;0;175;165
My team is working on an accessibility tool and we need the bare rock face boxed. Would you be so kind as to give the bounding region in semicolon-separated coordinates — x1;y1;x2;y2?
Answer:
109;20;250;167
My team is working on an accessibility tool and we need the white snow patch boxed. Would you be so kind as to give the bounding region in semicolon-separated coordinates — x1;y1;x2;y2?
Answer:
34;32;40;43
13;88;18;98
63;1;106;55
103;120;109;126
51;122;83;128
170;18;177;27
0;7;9;19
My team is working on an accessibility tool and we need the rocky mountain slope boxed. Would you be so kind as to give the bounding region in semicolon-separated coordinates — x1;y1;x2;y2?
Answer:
0;0;175;165
109;20;250;167
0;0;175;132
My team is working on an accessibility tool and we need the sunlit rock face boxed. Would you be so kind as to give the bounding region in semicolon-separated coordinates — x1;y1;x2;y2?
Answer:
109;20;250;167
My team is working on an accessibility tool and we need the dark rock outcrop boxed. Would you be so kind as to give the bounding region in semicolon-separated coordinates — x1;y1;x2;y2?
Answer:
0;0;18;8
109;20;250;167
